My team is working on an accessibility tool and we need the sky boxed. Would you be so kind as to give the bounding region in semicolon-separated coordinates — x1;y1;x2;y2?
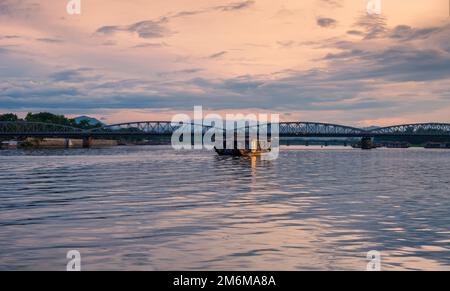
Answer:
0;0;449;126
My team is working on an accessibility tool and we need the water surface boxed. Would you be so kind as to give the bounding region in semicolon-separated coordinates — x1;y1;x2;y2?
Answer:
0;146;449;270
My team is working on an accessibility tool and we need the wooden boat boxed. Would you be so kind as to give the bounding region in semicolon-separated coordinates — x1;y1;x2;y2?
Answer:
214;139;271;157
351;137;377;149
214;148;243;156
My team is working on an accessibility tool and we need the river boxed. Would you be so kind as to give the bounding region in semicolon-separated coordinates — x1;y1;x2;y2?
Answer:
0;146;449;270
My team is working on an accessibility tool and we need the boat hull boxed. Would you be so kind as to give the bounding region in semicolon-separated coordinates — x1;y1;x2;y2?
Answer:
214;147;243;156
214;147;271;157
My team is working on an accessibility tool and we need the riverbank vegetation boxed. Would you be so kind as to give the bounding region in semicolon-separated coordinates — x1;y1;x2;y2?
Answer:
0;112;101;130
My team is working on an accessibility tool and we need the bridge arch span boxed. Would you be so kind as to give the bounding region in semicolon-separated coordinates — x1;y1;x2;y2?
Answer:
278;122;365;136
90;121;217;135
368;123;450;136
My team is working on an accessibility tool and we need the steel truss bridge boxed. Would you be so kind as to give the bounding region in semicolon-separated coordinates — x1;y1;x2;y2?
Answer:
1;121;450;139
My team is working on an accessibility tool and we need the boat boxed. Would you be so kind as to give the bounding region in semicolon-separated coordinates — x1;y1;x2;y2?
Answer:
424;142;450;149
0;141;18;149
214;139;271;157
214;148;243;156
351;137;377;149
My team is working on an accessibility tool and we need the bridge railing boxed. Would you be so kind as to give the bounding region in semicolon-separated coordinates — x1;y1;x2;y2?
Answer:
0;121;85;134
89;121;369;137
90;121;218;135
367;123;450;136
278;122;366;136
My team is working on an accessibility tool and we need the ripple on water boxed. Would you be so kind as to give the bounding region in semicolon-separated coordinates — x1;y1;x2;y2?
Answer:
0;146;449;270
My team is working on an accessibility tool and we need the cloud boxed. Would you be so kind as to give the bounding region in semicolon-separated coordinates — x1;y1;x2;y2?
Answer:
2;86;80;102
346;15;442;41
214;1;255;12
277;41;296;48
208;51;227;59
0;0;39;17
172;9;206;18
318;20;450;83
347;30;364;36
0;35;21;39
158;68;203;77
50;68;99;83
95;1;255;39
101;40;116;46
389;25;441;41
324;47;450;83
96;19;171;39
36;38;64;43
132;42;168;49
167;1;255;19
354;14;387;39
317;17;337;28
3;21;450;117
2;1;450;124
319;0;343;8
127;20;170;38
273;7;296;18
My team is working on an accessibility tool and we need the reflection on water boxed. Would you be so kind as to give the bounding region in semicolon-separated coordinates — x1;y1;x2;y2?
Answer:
0;146;449;270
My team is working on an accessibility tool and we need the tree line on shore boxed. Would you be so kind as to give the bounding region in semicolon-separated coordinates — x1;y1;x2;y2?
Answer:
0;112;101;130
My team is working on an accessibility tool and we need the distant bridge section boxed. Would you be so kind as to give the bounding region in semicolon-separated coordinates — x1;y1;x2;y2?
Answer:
367;123;450;136
0;121;85;138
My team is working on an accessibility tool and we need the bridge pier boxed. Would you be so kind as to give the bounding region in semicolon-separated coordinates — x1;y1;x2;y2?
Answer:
82;137;93;148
